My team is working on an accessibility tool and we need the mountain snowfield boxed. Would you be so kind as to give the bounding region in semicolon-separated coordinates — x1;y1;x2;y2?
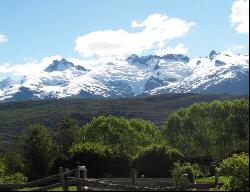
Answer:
0;50;249;101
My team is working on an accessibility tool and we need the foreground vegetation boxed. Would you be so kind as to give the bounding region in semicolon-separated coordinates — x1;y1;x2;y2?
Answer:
0;98;249;191
217;153;249;191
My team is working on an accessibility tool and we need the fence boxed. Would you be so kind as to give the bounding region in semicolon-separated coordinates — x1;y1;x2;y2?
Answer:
0;166;222;191
0;166;87;191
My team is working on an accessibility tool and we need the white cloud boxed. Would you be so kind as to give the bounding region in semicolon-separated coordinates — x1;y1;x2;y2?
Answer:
0;34;7;44
0;55;62;79
154;43;189;56
75;13;195;58
232;44;245;51
225;44;245;54
230;0;249;34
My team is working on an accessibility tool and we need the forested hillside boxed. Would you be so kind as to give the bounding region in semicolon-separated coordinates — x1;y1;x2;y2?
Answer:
0;93;246;149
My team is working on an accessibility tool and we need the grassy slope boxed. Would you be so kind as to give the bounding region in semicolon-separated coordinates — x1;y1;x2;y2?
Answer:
0;93;247;149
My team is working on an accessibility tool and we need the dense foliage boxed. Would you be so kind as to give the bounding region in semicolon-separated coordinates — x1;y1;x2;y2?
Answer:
57;117;79;152
65;116;169;177
171;162;203;184
68;142;130;177
133;145;183;177
78;116;166;158
217;153;249;191
0;156;27;184
164;99;249;159
18;125;56;180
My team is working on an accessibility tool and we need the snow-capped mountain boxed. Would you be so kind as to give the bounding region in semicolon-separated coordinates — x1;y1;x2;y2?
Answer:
0;50;249;101
45;59;87;72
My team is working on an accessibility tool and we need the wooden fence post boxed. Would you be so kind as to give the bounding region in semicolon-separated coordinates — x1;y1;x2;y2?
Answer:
64;168;70;191
83;168;87;184
130;168;137;186
181;173;190;191
59;167;67;191
82;167;87;191
75;166;81;191
215;172;219;185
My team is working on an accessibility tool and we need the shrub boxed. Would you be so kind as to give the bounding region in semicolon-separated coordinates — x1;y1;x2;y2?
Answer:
133;145;183;178
1;172;27;184
217;153;249;191
0;157;5;179
0;157;27;184
3;150;25;175
171;162;203;185
68;142;130;177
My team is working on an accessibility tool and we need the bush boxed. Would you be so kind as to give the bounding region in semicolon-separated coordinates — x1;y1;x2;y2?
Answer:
1;172;27;184
50;152;70;175
3;150;25;175
133;145;183;178
217;153;249;191
0;157;27;184
171;162;203;185
0;157;5;179
68;142;130;177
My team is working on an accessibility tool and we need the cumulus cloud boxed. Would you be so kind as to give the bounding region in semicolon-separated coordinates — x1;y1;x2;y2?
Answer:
230;0;249;34
75;13;195;58
154;44;189;56
0;55;62;79
0;34;7;44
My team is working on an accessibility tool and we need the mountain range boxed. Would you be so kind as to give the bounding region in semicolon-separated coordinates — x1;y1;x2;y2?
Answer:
0;50;249;102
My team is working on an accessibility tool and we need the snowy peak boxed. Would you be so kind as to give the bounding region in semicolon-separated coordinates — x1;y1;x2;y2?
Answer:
161;54;190;63
126;54;160;65
209;50;219;61
126;54;190;65
0;77;13;89
45;59;87;72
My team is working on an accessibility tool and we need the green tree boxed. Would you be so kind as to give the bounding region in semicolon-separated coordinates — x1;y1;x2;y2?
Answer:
217;153;249;191
164;99;249;159
78;116;166;158
57;117;79;153
19;125;56;179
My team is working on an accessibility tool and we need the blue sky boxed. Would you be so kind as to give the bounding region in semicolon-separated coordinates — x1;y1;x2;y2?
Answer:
0;0;249;65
